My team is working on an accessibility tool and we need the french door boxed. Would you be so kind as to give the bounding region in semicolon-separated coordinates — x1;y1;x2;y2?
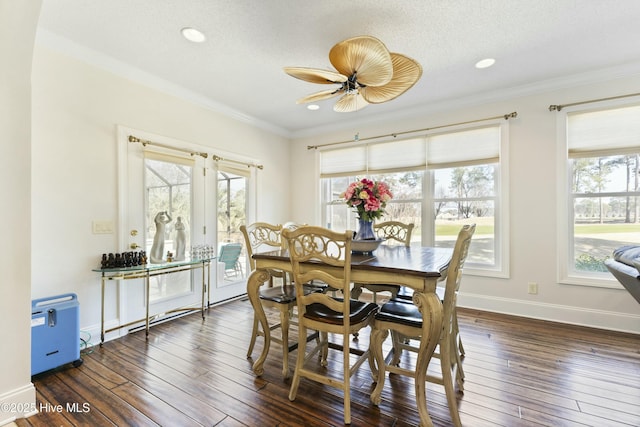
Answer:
117;127;250;335
212;162;257;301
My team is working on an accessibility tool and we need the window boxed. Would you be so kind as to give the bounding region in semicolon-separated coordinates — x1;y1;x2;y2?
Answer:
432;165;496;266
319;121;509;276
145;154;193;301
562;103;640;284
427;126;502;271
322;172;424;241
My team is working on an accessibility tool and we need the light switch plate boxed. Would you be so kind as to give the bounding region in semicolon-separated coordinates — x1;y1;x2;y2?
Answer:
92;220;114;234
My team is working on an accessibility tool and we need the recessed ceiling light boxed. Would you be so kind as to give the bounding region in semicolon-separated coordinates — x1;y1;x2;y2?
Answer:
475;58;495;69
307;104;320;111
181;27;206;43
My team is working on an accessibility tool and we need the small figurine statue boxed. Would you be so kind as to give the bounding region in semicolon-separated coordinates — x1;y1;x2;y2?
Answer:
150;211;172;263
174;216;186;261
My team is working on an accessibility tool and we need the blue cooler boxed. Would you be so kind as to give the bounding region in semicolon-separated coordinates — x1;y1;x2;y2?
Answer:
31;293;83;375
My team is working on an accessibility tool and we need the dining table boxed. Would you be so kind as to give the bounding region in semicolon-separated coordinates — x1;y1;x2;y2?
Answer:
246;243;453;376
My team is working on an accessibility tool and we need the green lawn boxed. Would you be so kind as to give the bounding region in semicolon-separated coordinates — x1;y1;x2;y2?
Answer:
434;221;640;236
575;223;640;234
435;222;493;236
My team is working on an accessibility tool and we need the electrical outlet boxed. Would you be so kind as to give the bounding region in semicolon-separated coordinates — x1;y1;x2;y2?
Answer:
527;282;538;295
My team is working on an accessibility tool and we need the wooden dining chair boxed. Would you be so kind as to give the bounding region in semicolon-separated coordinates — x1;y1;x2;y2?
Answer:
351;221;415;303
397;284;467;383
370;224;475;427
282;226;379;425
242;222;323;378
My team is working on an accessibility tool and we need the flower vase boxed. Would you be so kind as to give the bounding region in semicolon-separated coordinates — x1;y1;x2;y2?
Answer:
355;219;375;241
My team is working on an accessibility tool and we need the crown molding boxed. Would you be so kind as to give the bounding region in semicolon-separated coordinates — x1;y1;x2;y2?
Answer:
35;28;640;142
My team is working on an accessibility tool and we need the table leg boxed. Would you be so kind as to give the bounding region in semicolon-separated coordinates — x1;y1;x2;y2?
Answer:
369;326;388;405
350;282;364;300
279;307;291;379
100;275;106;345
145;272;150;338
413;291;443;427
206;260;211;308
246;268;271;376
201;261;206;320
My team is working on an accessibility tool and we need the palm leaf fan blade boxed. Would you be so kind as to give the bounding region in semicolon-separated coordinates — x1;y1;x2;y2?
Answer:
360;53;423;104
329;36;393;87
334;92;369;113
283;67;347;84
297;88;342;104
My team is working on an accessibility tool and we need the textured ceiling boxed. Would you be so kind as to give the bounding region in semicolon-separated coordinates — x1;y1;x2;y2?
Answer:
36;0;640;137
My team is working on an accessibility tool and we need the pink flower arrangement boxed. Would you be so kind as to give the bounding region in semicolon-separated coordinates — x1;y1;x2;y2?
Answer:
341;178;393;221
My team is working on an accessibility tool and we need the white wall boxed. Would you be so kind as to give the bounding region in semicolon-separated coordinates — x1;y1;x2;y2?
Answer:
0;1;40;424
290;74;640;334
30;46;291;339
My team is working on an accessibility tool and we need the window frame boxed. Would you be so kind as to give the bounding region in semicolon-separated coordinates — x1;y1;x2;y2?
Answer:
319;119;510;278
557;98;640;288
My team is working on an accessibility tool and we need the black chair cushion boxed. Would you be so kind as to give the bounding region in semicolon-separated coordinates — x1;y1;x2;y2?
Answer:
305;280;330;293
396;286;444;302
375;298;423;328
304;298;378;325
259;284;322;304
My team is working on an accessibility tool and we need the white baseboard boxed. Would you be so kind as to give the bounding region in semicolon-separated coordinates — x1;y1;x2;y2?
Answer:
0;383;36;425
80;318;128;347
458;292;640;335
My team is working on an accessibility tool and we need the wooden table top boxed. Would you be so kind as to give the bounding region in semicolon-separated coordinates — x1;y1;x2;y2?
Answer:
253;244;452;281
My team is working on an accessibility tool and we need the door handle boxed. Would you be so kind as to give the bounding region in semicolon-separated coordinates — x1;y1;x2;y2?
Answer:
130;243;140;249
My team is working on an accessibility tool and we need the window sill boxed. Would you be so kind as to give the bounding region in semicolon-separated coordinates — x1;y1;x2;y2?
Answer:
559;274;625;290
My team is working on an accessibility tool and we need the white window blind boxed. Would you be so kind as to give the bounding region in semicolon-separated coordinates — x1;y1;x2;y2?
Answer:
320;146;367;177
427;125;500;169
568;104;640;158
368;138;427;172
320;125;501;176
144;149;196;167
320;137;426;177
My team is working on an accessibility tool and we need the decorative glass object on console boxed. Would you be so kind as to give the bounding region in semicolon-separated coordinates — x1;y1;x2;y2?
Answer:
190;244;215;260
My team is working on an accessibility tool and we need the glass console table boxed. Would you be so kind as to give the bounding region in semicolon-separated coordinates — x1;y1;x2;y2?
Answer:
93;257;213;344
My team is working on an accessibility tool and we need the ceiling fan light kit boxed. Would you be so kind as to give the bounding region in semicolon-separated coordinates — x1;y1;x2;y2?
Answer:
284;35;422;113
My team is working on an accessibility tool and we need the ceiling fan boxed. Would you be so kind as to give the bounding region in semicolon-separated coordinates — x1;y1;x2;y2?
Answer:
284;35;422;113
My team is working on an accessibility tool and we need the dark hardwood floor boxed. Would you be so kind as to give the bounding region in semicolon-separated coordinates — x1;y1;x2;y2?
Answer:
18;297;640;426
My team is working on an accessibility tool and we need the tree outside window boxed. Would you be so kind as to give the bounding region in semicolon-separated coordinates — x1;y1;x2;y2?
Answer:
322;165;498;268
566;103;640;277
433;164;496;266
571;154;640;273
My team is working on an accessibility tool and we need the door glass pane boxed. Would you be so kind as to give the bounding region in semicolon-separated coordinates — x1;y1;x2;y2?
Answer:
145;158;192;301
217;170;247;283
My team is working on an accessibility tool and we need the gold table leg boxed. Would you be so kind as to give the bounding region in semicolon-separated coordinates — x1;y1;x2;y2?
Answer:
145;272;150;338
414;291;444;427
246;269;271;376
100;275;106;345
